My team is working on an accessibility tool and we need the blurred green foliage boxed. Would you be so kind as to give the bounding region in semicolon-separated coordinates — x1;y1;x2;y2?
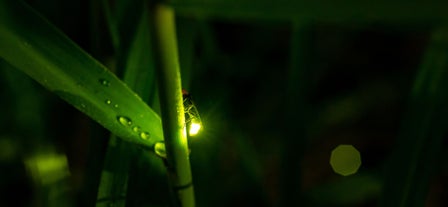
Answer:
0;0;447;207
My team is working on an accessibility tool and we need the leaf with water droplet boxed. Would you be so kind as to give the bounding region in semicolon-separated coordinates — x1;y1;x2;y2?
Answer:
99;78;110;87
154;142;166;158
117;116;132;126
54;91;94;115
132;126;141;133
140;131;150;140
0;0;163;147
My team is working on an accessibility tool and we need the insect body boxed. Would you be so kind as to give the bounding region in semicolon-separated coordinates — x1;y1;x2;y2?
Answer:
182;89;202;137
153;90;200;159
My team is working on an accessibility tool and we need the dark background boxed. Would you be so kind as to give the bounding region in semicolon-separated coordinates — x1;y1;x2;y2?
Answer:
0;0;447;206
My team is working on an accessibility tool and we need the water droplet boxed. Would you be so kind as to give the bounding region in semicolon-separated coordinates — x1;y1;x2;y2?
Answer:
132;126;141;133
140;131;150;140
114;104;118;108
154;142;166;158
117;116;132;126
105;99;111;105
99;79;110;86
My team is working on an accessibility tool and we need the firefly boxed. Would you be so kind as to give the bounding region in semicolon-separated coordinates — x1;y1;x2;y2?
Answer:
182;89;202;137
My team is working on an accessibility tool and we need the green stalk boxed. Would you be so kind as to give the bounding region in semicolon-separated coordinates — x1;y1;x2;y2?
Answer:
150;4;195;207
280;21;311;206
380;28;448;207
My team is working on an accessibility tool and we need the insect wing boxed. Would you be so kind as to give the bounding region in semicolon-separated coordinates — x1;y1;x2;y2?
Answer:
183;94;201;125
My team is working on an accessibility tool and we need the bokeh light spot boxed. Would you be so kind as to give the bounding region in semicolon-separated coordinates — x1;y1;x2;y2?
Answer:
330;144;361;176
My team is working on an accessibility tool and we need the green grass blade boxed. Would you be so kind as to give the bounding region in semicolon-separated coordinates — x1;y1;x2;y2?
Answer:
120;6;158;105
0;0;163;147
101;0;120;51
279;21;312;206
100;0;159;109
380;28;448;207
151;4;196;206
95;0;163;206
96;138;133;207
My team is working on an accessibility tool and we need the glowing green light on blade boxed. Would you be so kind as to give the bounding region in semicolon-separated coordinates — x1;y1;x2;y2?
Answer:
183;90;202;138
188;121;202;136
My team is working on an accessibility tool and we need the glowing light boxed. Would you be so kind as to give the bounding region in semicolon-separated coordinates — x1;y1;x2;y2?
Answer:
330;144;362;176
25;152;70;185
182;89;202;137
188;121;201;136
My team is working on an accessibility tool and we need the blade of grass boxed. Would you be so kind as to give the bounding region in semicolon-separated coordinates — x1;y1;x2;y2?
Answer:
122;6;170;204
150;3;196;207
380;28;448;207
96;138;132;207
279;21;312;206
95;0;165;206
101;0;120;52
0;0;163;147
121;5;158;106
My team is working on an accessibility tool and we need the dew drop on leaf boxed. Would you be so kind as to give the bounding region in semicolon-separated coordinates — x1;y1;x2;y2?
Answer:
154;142;166;158
99;79;110;86
117;116;132;126
105;99;111;105
132;126;141;133
140;131;150;140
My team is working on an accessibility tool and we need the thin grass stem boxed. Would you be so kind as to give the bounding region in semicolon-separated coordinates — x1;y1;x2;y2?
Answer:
150;3;196;207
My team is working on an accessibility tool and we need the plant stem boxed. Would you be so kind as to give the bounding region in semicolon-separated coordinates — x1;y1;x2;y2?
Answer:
280;21;311;206
151;4;195;207
380;28;448;207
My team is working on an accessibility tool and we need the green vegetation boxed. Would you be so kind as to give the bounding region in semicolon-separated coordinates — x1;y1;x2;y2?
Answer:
0;0;447;206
